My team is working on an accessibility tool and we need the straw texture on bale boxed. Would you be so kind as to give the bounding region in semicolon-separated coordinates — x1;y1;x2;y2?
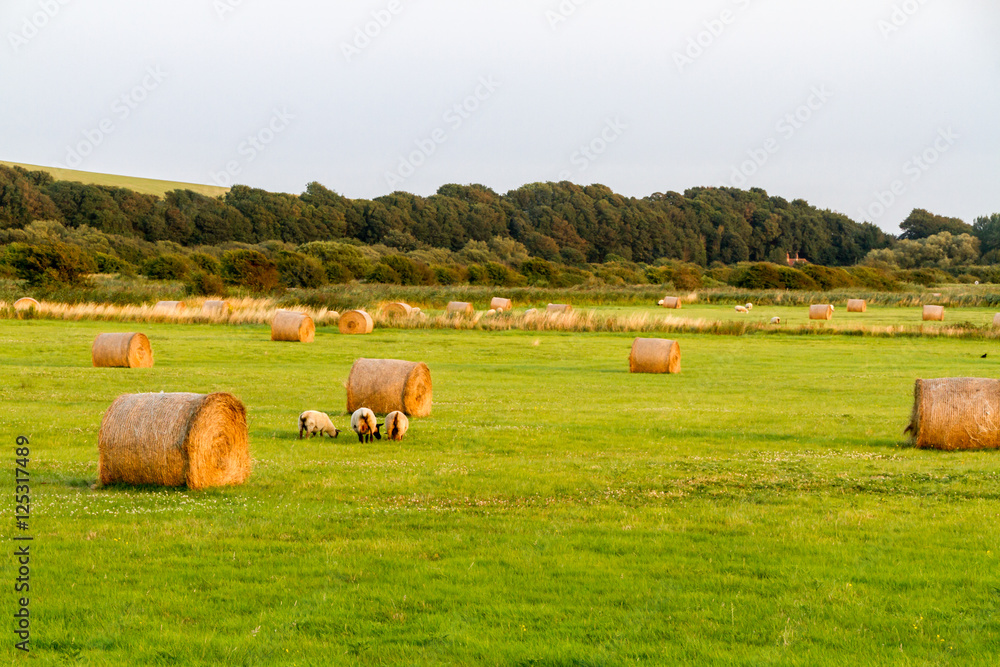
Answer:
446;301;474;315
923;305;945;321
339;310;374;335
202;300;228;316
383;302;413;316
629;338;681;374
846;299;867;313
809;304;834;320
993;313;1000;327
13;297;39;310
490;297;512;312
92;333;154;368
271;310;315;342
98;392;250;489
154;301;185;311
905;378;1000;450
547;303;572;313
660;297;682;309
346;358;433;417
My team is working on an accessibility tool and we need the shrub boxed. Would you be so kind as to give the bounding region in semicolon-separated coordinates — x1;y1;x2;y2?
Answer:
299;241;372;281
799;264;858;290
276;251;327;288
3;242;96;286
367;263;400;284
521;257;555;286
221;249;279;292
185;270;226;296
380;255;421;286
847;266;901;291
729;263;818;290
894;268;950;287
141;254;190;280
190;252;221;275
94;252;137;277
432;265;463;285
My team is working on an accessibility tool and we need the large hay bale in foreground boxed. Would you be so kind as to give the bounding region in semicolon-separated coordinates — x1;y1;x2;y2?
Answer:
446;301;474;315
905;378;1000;450
154;301;185;311
339;310;374;334
271;310;315;342
809;304;834;320
923;305;945;321
846;299;867;313
346;358;432;417
383;302;413;317
490;297;512;312
202;300;228;317
629;338;681;374
98;392;250;489
13;297;39;311
92;333;154;368
660;297;682;309
547;303;572;313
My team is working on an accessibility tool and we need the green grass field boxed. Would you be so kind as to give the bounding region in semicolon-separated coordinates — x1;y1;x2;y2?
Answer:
3;319;1000;664
1;161;229;198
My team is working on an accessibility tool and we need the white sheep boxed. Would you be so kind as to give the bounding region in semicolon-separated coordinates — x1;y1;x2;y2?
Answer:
298;410;340;439
734;305;748;313
745;303;753;311
350;407;382;443
657;299;665;306
384;411;409;441
770;316;781;324
485;309;497;317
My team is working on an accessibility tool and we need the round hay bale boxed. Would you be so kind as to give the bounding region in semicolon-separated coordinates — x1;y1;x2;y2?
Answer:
629;338;681;374
346;358;432;417
923;305;945;321
98;392;250;489
846;299;867;313
154;301;185;311
809;304;834;320
660;297;682;310
446;301;474;316
490;297;512;312
92;333;154;368
383;302;413;317
202;300;228;317
339;310;374;335
271;310;315;342
13;297;39;311
905;378;1000;450
993;313;1000;328
547;303;572;313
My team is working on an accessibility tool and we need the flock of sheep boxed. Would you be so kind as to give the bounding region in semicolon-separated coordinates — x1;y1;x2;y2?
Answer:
298;407;409;443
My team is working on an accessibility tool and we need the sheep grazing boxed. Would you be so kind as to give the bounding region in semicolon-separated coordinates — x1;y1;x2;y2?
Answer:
298;410;340;439
350;407;382;443
745;303;753;311
485;309;497;316
770;316;781;324
657;299;665;306
734;305;748;313
384;411;409;441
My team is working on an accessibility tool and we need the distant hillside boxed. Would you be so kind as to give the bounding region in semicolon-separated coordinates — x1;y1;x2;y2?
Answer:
0;161;228;199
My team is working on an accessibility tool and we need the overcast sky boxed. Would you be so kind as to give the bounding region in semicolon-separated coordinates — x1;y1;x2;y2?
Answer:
2;0;998;233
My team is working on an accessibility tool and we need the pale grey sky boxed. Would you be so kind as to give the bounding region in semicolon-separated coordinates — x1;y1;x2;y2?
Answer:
2;0;998;233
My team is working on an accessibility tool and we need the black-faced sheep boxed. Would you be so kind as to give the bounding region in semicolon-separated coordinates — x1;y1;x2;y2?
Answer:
298;410;340;439
351;407;382;443
384;411;409;441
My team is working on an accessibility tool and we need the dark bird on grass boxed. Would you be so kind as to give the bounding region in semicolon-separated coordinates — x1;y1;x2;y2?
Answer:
981;353;988;358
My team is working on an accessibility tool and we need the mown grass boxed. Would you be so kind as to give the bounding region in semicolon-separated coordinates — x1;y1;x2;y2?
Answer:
0;161;229;198
2;321;1000;664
